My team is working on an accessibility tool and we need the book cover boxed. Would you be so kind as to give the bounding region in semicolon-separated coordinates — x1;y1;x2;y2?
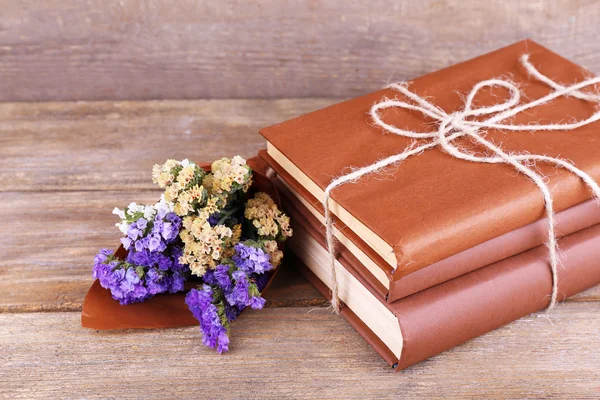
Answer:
259;40;600;284
261;149;600;301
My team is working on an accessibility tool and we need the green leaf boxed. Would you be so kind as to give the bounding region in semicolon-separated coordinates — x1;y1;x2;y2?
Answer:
135;266;146;278
248;282;260;298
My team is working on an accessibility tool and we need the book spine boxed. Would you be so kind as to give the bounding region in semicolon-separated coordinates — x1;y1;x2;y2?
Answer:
290;255;398;366
278;181;390;301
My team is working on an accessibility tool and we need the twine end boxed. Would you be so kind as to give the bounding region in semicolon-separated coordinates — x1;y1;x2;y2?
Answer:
328;300;342;315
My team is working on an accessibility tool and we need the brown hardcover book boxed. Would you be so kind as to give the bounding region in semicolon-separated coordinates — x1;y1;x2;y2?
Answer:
259;40;600;302
284;194;600;370
261;149;600;301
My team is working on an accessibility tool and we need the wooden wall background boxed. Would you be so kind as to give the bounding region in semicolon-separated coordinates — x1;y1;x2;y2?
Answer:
2;0;600;102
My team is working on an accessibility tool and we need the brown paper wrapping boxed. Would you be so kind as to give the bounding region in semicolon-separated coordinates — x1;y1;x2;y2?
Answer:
259;40;600;281
81;157;283;330
260;149;600;302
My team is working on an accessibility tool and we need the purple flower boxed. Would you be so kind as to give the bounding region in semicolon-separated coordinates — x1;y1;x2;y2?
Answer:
92;251;114;283
232;243;272;274
186;286;230;353
123;210;181;255
202;269;218;286
207;213;220;226
183;241;272;352
202;264;232;293
93;248;112;266
224;303;240;322
136;218;148;230
170;247;186;271
162;212;181;243
126;243;181;274
165;212;180;224
93;240;189;305
120;237;132;250
225;270;250;308
93;251;152;305
169;272;186;293
249;296;266;309
148;235;162;252
109;268;148;304
127;225;142;241
146;268;169;295
214;264;233;292
216;331;230;354
155;206;168;220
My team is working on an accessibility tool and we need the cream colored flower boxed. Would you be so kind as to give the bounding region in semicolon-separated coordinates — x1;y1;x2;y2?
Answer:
164;159;178;170
177;165;195;186
264;240;283;268
245;192;292;240
210;156;251;194
188;185;205;201
152;164;162;182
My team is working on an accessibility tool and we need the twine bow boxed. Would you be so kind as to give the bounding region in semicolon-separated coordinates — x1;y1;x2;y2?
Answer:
324;55;600;313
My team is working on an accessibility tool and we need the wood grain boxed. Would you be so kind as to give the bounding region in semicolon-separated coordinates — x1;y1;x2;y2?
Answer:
2;305;600;399
2;0;600;101
0;99;335;191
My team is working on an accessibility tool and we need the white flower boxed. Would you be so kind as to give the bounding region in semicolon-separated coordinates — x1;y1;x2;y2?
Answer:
232;155;246;166
126;202;137;216
180;158;190;168
127;202;146;216
142;205;156;220
112;207;125;219
155;194;175;213
116;221;129;235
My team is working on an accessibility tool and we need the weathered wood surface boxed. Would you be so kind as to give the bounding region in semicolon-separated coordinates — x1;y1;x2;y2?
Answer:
2;305;600;399
0;99;335;191
2;0;600;101
1;98;599;398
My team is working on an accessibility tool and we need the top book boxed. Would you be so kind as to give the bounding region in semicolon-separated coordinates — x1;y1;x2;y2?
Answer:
260;40;600;281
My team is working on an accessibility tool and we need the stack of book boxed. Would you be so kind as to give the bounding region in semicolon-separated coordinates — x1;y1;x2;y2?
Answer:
257;40;600;370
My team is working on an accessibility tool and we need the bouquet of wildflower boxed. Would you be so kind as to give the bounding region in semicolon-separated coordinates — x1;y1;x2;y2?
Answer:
92;156;292;353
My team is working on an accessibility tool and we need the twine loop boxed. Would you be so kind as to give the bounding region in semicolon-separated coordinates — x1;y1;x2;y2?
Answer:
324;55;600;313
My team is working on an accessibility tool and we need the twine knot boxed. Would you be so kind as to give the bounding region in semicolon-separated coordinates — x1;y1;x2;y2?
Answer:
324;55;600;314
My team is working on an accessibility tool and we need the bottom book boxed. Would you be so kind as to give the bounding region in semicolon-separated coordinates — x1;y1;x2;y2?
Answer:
287;202;600;371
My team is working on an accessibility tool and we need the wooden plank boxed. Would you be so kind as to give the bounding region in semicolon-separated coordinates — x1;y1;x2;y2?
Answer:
0;99;336;191
1;304;600;398
1;1;600;101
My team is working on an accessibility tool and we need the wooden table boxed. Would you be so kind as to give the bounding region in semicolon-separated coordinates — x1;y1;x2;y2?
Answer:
1;99;599;399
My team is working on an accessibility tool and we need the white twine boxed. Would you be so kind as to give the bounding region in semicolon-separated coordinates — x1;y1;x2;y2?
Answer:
324;55;600;313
